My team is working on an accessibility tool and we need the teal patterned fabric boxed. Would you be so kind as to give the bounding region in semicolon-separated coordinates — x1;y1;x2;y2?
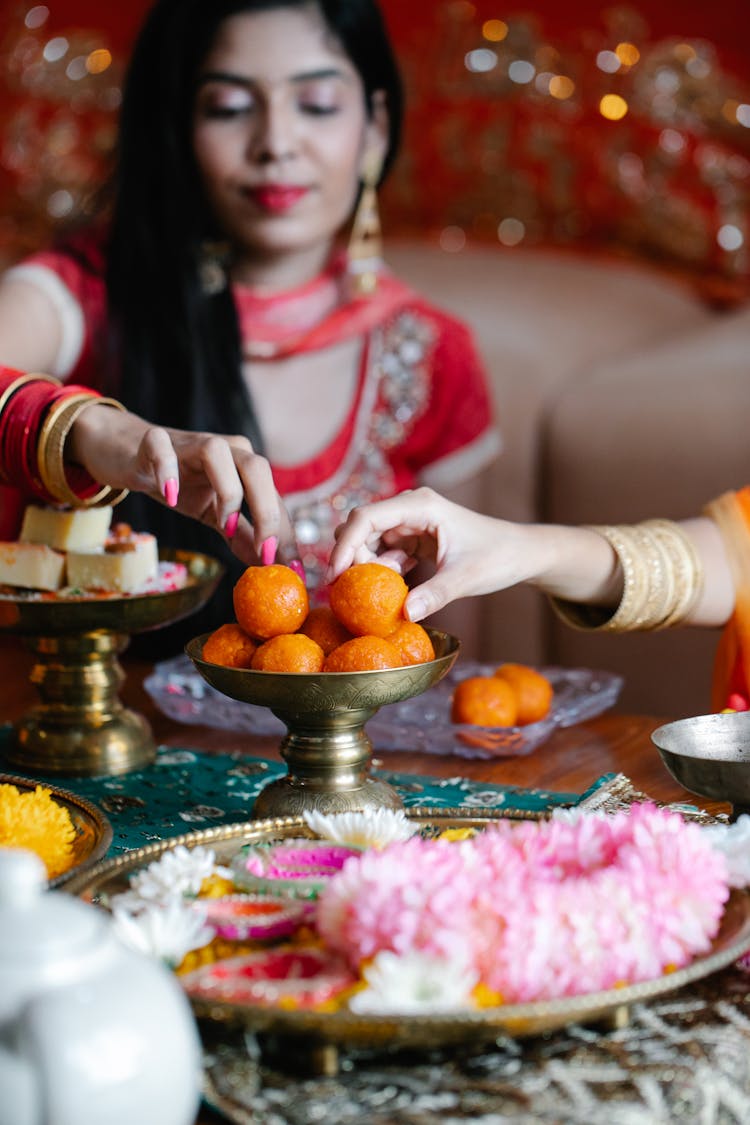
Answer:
0;731;613;856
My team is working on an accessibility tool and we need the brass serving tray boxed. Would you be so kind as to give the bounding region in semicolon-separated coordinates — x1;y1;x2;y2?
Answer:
66;811;750;1047
0;771;113;888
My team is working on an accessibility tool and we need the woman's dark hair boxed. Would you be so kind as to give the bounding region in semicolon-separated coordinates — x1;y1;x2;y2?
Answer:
102;0;403;650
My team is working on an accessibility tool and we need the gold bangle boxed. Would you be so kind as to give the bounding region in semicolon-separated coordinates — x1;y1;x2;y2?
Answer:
626;523;675;630
549;520;704;633
590;525;654;631
38;394;129;508
642;519;704;628
37;393;108;505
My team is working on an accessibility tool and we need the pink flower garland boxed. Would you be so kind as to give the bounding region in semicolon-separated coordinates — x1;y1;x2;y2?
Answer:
316;804;729;1003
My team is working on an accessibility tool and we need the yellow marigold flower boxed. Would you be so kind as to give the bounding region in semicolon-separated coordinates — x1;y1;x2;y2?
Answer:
437;827;477;842
0;783;76;879
199;873;235;898
472;982;504;1008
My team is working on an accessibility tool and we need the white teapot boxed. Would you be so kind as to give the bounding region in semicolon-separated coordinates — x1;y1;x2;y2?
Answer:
0;849;201;1125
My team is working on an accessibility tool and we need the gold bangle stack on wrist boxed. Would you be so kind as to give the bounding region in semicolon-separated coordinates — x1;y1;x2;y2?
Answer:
550;519;704;633
37;394;130;508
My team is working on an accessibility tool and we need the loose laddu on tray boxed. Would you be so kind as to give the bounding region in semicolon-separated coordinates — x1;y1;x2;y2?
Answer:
0;504;159;593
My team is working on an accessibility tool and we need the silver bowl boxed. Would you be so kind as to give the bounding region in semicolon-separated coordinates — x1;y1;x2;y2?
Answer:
651;711;750;819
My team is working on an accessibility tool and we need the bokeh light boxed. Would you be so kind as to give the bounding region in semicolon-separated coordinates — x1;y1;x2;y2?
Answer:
482;19;508;43
465;48;497;74
439;226;466;253
86;49;112;75
497;217;525;246
596;50;620;74
508;60;535;85
549;75;575;100
600;94;629;121
24;6;49;30
615;42;640;67
717;225;744;252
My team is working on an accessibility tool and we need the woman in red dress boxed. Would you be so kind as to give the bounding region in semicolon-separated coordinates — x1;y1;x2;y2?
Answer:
0;0;499;641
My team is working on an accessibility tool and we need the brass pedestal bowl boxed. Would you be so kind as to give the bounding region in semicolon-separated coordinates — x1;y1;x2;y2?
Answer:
0;550;222;778
652;710;750;820
186;627;459;818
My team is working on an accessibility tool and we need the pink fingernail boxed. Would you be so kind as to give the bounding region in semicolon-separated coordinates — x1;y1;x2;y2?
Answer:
289;559;305;581
261;536;278;565
224;511;240;539
164;478;178;508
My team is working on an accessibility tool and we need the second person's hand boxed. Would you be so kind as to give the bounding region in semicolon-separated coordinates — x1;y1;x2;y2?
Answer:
327;487;544;621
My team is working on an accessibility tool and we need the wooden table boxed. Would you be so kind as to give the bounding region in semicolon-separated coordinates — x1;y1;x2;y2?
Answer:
0;637;727;815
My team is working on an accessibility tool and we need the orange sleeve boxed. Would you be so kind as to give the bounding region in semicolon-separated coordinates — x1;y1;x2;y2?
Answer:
711;486;750;710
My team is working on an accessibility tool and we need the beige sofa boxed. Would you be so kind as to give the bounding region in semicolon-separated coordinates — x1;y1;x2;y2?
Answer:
386;241;750;718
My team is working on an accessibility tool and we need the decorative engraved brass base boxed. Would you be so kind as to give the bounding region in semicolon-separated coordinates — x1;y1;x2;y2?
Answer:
6;630;155;777
0;549;222;778
187;628;460;818
252;715;405;819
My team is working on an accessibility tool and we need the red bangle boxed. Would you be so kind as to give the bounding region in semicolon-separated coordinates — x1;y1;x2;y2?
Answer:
0;375;58;489
2;381;54;495
0;365;28;397
0;377;104;503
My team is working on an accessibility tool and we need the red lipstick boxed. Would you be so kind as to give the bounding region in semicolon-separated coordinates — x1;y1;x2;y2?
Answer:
248;185;309;213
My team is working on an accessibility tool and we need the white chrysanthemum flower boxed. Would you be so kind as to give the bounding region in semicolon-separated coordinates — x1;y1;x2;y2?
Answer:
551;807;604;824
348;950;478;1015
303;808;418;850
703;815;750;887
107;889;150;914
129;845;217;903
111;897;214;968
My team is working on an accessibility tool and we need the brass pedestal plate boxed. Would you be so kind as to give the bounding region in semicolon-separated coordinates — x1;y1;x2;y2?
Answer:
1;550;222;777
187;627;459;817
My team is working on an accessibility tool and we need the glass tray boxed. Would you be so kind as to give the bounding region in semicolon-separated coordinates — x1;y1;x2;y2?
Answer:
66;813;750;1050
144;655;623;759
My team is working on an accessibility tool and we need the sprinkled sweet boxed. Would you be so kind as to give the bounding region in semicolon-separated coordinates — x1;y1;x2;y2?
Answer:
302;807;419;849
180;945;355;1008
200;894;309;941
231;839;359;899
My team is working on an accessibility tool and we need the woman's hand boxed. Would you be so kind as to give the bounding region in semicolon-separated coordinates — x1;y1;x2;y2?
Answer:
68;405;296;564
328;487;634;622
327;487;543;621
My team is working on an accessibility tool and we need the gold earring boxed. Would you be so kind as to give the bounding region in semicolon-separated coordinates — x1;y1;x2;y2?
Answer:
347;153;382;296
199;240;231;296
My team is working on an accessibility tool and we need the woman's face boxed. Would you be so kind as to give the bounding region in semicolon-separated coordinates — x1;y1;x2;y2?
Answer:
193;4;387;279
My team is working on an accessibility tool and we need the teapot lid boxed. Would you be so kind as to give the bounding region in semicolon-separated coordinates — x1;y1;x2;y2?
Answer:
0;849;103;962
